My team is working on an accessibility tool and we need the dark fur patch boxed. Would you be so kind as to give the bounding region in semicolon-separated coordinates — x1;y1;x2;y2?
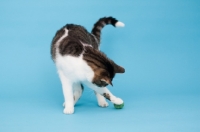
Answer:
59;36;84;57
103;93;111;101
66;24;99;49
51;24;100;58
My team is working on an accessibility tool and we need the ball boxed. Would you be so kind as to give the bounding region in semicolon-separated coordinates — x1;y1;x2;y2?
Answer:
114;103;124;109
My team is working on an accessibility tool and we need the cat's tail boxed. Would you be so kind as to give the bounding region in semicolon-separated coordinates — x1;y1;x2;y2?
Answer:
91;16;125;43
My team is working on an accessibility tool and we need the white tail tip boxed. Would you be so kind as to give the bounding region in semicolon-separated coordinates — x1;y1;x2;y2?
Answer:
115;21;125;27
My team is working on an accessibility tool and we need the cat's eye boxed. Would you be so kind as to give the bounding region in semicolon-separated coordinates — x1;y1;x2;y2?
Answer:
100;80;106;84
100;79;107;85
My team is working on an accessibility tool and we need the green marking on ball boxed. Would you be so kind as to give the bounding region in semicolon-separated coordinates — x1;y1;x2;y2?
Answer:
114;103;124;109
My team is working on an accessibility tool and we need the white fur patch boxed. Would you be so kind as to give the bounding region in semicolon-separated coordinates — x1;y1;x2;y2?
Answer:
56;54;94;83
95;92;109;107
55;28;69;59
80;41;93;48
57;28;68;44
115;21;125;27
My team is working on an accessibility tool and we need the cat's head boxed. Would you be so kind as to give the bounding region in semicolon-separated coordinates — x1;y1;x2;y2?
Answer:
83;47;125;87
92;63;125;87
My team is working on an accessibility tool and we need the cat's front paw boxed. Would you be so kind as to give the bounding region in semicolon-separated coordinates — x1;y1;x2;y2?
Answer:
111;97;123;105
63;107;74;114
63;103;74;114
98;100;109;107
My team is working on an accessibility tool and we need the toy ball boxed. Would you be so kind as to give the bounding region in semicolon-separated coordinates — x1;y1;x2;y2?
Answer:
114;103;124;109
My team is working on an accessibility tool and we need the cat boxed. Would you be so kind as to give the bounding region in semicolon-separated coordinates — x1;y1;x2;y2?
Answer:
51;16;125;114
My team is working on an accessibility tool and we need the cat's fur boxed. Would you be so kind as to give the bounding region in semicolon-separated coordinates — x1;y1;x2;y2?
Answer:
51;17;125;114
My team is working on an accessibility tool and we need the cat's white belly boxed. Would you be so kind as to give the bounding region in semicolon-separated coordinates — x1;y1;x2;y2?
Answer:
55;54;94;83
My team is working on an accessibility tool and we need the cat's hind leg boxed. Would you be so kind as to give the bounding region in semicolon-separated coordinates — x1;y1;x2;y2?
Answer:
73;83;84;105
63;83;83;106
94;91;109;107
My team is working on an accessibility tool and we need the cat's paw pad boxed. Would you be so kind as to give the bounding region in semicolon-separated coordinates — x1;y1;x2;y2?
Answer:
112;97;123;105
63;107;74;114
98;100;109;107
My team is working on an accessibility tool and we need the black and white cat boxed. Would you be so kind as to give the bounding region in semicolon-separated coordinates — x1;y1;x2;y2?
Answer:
51;17;125;114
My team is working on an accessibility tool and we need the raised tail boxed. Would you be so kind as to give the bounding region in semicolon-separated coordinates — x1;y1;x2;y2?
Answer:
91;16;125;43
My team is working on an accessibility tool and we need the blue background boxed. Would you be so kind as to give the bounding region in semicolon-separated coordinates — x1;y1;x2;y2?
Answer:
0;0;200;132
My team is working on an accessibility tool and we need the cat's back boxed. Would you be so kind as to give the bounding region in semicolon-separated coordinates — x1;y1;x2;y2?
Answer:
65;24;91;43
51;24;96;60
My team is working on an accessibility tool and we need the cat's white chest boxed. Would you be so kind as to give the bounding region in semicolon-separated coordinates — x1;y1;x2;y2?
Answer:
55;54;94;83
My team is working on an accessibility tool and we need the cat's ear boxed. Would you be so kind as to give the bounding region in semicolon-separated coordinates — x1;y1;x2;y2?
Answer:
114;63;125;73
